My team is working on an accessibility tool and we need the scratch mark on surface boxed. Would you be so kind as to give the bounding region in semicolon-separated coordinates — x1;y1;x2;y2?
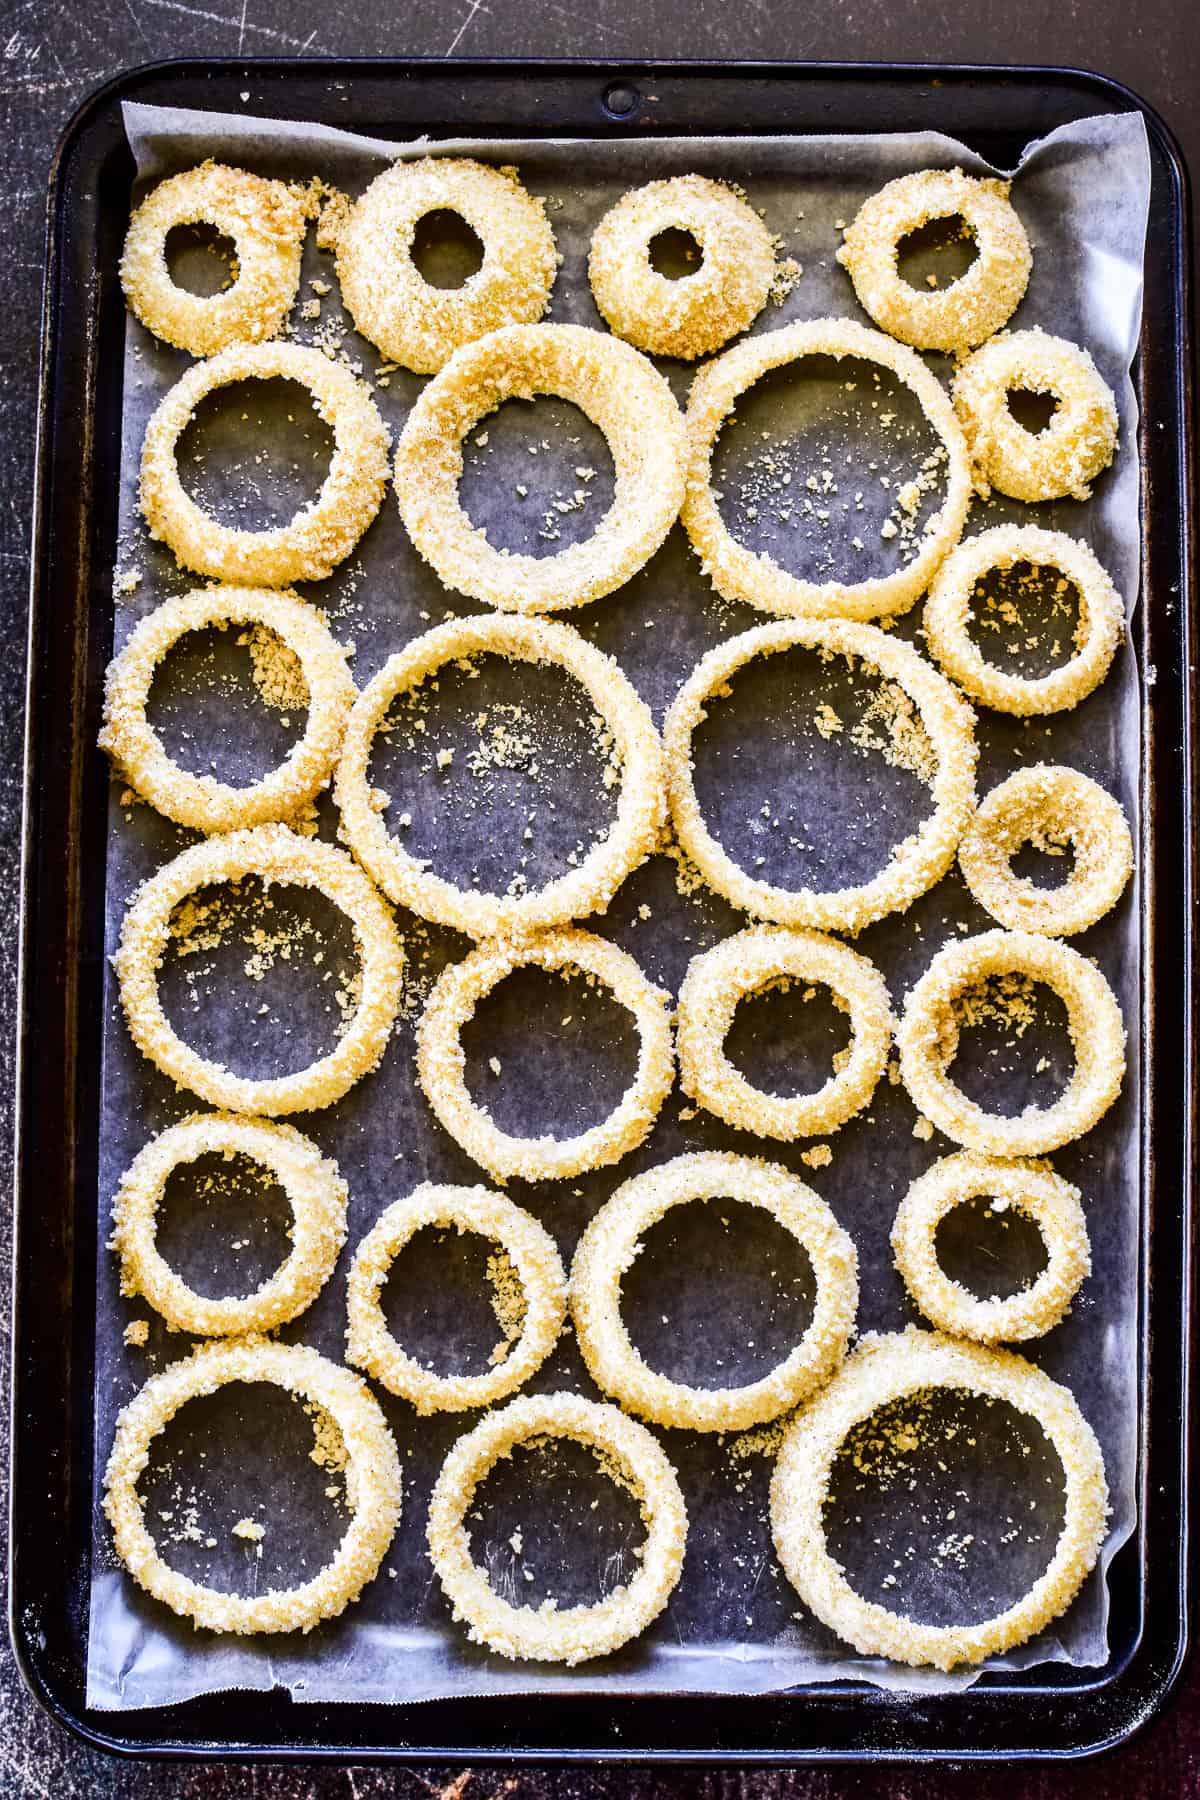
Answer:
237;0;249;54
443;0;489;57
137;0;319;50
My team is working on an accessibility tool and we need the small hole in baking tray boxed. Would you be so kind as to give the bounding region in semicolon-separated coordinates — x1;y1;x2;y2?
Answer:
145;623;306;788
602;82;639;118
457;395;616;559
965;559;1082;681
724;978;854;1101
620;1199;817;1390
154;1150;294;1302
822;1389;1067;1630
378;1225;528;1379
934;1195;1050;1302
165;221;239;298
895;214;978;293
177;376;334;531
942;973;1073;1117
410;207;485;289
648;227;704;280
1006;387;1060;436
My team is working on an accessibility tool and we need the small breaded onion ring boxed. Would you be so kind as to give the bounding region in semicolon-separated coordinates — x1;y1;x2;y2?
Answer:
664;618;977;935
121;161;316;357
677;927;892;1140
427;1391;687;1663
393;323;686;614
99;586;356;834
896;928;1126;1156
335;613;665;939
103;1335;402;1635
682;317;972;620
110;1113;349;1336
140;341;390;587
890;1152;1090;1343
416;929;674;1184
952;328;1119;503
923;525;1124;716
346;1183;567;1412
770;1328;1108;1670
334;157;557;374
114;824;405;1116
836;168;1032;355
572;1151;858;1433
959;765;1133;936
588;174;775;361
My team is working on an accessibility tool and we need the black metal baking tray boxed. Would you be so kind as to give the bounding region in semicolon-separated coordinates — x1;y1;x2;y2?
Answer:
10;57;1195;1766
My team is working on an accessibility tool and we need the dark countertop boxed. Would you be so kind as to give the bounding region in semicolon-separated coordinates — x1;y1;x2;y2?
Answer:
1;2;1195;1794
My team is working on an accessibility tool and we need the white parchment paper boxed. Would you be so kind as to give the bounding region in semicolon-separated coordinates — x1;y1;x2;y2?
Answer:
86;99;1150;1712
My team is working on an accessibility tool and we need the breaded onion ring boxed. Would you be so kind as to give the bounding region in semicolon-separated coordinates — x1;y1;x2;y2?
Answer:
110;1112;348;1336
677;926;892;1140
416;929;674;1183
334;612;665;940
896;928;1126;1156
923;525;1124;716
836;168;1031;355
140;341;389;587
427;1391;687;1663
346;1183;567;1411
99;586;355;834
959;765;1133;936
393;323;686;613
770;1328;1108;1670
890;1152;1090;1343
103;1336;402;1635
588;174;775;360
114;823;405;1116
121;161;317;357
664;618;977;935
571;1150;858;1432
682;317;972;620
333;157;557;374
952;328;1119;503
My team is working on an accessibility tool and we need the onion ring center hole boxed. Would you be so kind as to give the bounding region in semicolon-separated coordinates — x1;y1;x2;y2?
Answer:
177;376;335;530
822;1389;1065;1628
366;652;618;896
965;559;1083;680
145;622;309;785
691;643;937;892
136;1382;349;1595
724;977;854;1100
409;207;485;290
463;1435;647;1611
711;354;948;585
943;973;1073;1115
378;1224;529;1379
620;1199;816;1388
895;213;979;294
647;227;705;280
1006;387;1061;436
165;220;238;298
154;1150;295;1301
457;396;616;558
1008;833;1078;892
159;876;361;1079
460;966;640;1139
932;1196;1050;1301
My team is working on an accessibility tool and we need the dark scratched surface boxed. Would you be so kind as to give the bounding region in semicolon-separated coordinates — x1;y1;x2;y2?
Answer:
0;0;1196;1793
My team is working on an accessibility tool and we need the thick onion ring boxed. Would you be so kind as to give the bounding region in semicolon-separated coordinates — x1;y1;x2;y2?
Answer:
427;1391;687;1663
923;525;1124;716
99;586;356;834
770;1328;1108;1670
588;175;775;360
334;157;557;374
114;823;405;1116
393;323;686;614
110;1112;349;1336
416;929;674;1183
959;765;1133;936
103;1336;402;1635
664;617;977;935
836;168;1031;354
334;612;665;940
896;928;1126;1156
140;341;390;587
571;1150;858;1432
682;317;972;620
952;327;1119;503
345;1183;567;1411
677;926;892;1139
891;1152;1090;1342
